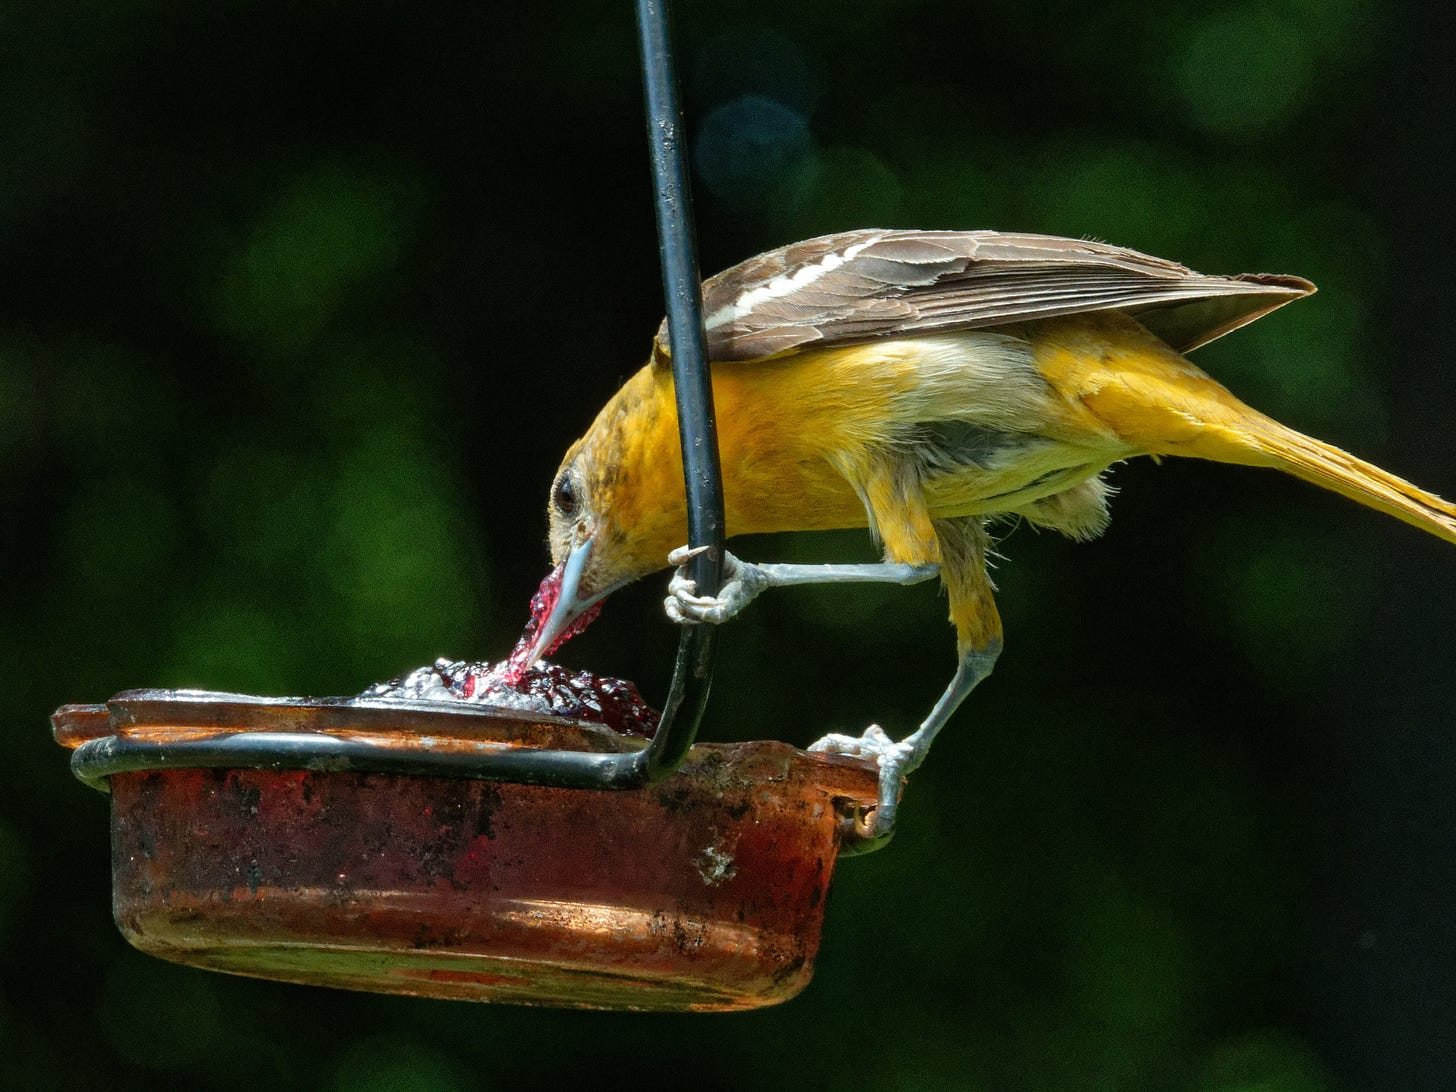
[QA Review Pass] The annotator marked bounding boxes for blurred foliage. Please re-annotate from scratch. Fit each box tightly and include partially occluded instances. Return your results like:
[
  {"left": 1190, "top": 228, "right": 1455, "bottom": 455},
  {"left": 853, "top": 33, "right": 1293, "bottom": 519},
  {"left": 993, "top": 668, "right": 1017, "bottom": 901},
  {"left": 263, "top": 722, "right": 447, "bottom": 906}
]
[{"left": 3, "top": 0, "right": 1455, "bottom": 1090}]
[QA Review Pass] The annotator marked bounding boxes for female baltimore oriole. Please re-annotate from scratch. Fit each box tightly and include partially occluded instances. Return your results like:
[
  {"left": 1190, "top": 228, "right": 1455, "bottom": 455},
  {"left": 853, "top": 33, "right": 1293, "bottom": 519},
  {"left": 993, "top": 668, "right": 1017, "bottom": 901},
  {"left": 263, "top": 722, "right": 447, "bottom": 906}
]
[{"left": 523, "top": 229, "right": 1456, "bottom": 836}]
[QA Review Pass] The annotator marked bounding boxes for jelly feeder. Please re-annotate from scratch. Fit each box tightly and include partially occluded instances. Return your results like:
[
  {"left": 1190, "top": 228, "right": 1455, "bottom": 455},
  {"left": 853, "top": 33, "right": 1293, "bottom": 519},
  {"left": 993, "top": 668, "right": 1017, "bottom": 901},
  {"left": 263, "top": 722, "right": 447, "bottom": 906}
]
[{"left": 51, "top": 0, "right": 886, "bottom": 1012}]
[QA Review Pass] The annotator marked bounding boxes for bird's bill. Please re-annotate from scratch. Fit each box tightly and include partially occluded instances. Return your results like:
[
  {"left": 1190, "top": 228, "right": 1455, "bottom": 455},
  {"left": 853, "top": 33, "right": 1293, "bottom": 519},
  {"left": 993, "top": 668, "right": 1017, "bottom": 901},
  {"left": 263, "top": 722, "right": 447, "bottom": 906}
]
[{"left": 521, "top": 535, "right": 608, "bottom": 669}]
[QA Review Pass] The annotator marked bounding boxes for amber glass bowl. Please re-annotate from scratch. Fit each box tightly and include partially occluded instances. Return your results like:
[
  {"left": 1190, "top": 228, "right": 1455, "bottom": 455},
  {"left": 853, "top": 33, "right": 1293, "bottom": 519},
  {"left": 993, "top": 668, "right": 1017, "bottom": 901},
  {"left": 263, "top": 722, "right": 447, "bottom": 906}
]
[{"left": 52, "top": 691, "right": 878, "bottom": 1011}]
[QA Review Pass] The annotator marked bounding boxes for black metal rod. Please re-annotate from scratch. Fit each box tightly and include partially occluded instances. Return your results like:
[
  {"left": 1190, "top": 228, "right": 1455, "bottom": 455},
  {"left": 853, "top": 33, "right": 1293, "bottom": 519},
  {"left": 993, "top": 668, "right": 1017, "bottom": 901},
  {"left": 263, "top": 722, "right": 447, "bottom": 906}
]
[
  {"left": 629, "top": 0, "right": 725, "bottom": 782},
  {"left": 635, "top": 1, "right": 724, "bottom": 586}
]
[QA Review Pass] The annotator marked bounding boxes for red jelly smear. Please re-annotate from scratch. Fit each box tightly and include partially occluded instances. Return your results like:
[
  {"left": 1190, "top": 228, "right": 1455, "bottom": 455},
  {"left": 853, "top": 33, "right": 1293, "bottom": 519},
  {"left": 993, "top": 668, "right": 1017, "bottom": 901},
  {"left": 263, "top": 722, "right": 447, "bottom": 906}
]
[{"left": 501, "top": 563, "right": 604, "bottom": 682}]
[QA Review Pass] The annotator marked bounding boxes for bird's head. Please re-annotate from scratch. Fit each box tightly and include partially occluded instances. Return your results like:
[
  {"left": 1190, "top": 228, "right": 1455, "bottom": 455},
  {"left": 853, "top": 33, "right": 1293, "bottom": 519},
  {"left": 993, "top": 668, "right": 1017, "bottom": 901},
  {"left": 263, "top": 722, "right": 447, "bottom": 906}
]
[{"left": 521, "top": 367, "right": 686, "bottom": 667}]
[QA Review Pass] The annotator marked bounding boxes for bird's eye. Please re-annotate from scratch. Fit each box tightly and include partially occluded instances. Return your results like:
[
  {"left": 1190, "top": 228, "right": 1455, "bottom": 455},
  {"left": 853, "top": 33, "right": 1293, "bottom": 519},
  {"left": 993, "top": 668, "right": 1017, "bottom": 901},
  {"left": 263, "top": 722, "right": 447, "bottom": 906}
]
[{"left": 552, "top": 470, "right": 580, "bottom": 519}]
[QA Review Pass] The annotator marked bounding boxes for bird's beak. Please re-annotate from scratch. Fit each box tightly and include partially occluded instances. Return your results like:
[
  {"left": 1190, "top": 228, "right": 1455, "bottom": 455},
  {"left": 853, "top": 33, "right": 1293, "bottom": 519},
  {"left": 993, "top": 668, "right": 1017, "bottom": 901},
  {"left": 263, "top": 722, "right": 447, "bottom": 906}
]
[{"left": 521, "top": 533, "right": 604, "bottom": 669}]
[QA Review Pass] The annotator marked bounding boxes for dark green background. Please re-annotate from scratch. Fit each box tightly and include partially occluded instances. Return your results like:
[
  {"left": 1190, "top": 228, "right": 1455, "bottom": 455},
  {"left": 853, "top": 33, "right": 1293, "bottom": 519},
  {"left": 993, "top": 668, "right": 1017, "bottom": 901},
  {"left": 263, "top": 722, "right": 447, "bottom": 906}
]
[{"left": 3, "top": 1, "right": 1453, "bottom": 1089}]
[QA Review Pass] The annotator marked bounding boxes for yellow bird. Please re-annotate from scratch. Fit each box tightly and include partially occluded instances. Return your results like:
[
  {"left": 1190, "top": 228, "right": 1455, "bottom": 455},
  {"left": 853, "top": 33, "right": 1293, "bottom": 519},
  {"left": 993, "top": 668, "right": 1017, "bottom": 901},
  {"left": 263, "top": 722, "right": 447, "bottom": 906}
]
[{"left": 524, "top": 229, "right": 1456, "bottom": 836}]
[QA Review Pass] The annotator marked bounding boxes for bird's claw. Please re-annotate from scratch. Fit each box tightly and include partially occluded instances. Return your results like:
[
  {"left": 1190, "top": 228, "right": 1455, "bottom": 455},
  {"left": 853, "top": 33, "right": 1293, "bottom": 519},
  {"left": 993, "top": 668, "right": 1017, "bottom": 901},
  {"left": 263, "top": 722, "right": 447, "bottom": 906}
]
[
  {"left": 666, "top": 544, "right": 711, "bottom": 568},
  {"left": 664, "top": 547, "right": 771, "bottom": 626},
  {"left": 810, "top": 725, "right": 916, "bottom": 838}
]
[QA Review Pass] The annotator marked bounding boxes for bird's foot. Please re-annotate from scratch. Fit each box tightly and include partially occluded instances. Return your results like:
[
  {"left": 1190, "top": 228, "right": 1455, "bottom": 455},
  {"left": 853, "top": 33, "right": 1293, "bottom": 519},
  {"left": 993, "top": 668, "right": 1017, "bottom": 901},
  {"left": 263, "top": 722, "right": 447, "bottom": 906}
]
[
  {"left": 808, "top": 723, "right": 900, "bottom": 760},
  {"left": 809, "top": 724, "right": 918, "bottom": 838},
  {"left": 665, "top": 546, "right": 770, "bottom": 625}
]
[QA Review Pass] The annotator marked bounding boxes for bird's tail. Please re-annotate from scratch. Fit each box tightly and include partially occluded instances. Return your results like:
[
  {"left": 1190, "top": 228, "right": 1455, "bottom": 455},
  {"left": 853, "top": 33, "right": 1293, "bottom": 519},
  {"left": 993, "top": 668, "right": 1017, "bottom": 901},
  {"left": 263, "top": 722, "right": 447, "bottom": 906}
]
[
  {"left": 1184, "top": 411, "right": 1456, "bottom": 547},
  {"left": 1040, "top": 314, "right": 1456, "bottom": 545}
]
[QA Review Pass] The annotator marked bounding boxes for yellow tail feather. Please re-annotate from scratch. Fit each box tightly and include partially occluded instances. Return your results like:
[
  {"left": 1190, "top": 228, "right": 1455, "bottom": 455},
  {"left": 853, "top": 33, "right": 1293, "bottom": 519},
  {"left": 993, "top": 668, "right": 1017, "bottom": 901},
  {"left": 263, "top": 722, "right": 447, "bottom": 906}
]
[
  {"left": 1036, "top": 318, "right": 1456, "bottom": 547},
  {"left": 1056, "top": 321, "right": 1456, "bottom": 548},
  {"left": 1230, "top": 417, "right": 1456, "bottom": 547},
  {"left": 1150, "top": 400, "right": 1456, "bottom": 547}
]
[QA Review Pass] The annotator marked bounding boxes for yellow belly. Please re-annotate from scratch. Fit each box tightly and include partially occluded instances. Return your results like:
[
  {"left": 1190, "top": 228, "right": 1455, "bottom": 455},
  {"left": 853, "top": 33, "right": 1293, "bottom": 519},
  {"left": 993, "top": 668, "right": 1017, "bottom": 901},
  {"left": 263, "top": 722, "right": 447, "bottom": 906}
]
[{"left": 709, "top": 333, "right": 1119, "bottom": 536}]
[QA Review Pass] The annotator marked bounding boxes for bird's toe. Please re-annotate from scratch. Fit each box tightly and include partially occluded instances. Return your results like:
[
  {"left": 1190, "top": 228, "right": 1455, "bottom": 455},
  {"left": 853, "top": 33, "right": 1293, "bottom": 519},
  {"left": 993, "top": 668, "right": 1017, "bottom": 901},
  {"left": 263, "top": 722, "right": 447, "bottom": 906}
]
[
  {"left": 808, "top": 723, "right": 898, "bottom": 758},
  {"left": 665, "top": 585, "right": 733, "bottom": 625}
]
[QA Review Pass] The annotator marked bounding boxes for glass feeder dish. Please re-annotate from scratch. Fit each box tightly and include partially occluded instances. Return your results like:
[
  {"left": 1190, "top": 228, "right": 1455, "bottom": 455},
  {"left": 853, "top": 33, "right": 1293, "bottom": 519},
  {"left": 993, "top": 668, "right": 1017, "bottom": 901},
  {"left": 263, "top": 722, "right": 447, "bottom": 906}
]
[{"left": 53, "top": 691, "right": 879, "bottom": 1012}]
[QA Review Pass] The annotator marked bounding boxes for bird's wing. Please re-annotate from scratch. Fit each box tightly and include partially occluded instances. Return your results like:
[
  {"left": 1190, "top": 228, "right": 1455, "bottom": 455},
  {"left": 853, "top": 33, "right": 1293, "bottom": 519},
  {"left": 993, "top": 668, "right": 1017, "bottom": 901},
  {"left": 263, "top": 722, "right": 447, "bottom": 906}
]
[{"left": 653, "top": 229, "right": 1315, "bottom": 362}]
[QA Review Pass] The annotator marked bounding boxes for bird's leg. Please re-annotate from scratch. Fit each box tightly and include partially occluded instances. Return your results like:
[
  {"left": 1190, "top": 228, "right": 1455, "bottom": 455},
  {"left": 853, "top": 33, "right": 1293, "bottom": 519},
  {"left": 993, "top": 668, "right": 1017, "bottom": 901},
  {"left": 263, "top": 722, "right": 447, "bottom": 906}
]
[
  {"left": 665, "top": 545, "right": 939, "bottom": 625},
  {"left": 810, "top": 516, "right": 1001, "bottom": 838},
  {"left": 810, "top": 640, "right": 1001, "bottom": 836}
]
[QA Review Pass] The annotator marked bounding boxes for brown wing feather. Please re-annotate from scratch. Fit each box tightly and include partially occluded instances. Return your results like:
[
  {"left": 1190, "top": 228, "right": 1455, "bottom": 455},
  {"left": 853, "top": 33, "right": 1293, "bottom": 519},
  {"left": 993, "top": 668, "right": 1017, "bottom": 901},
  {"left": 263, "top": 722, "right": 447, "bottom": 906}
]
[{"left": 653, "top": 229, "right": 1314, "bottom": 363}]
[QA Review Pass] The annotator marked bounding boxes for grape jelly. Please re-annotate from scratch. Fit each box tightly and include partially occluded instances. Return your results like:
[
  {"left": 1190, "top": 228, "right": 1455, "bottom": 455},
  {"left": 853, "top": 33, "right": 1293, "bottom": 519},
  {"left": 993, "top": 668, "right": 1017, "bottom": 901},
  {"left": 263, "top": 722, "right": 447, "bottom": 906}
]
[{"left": 363, "top": 658, "right": 658, "bottom": 738}]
